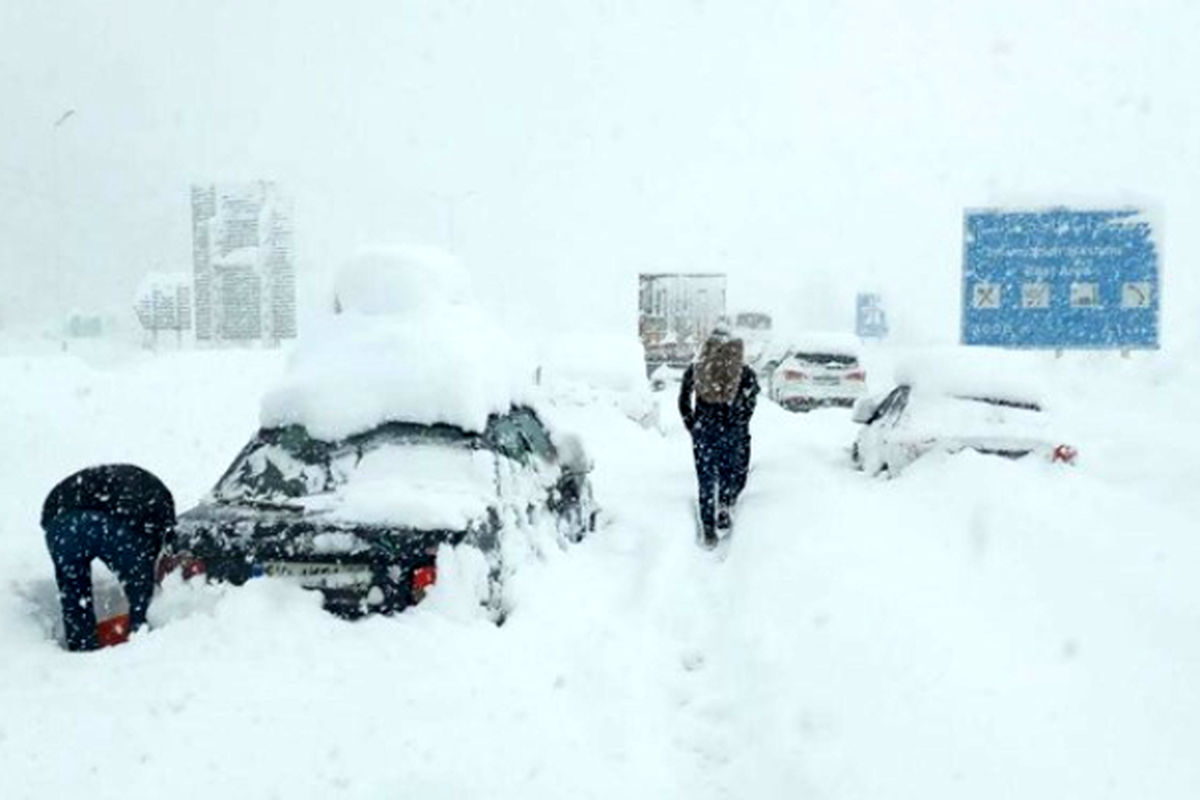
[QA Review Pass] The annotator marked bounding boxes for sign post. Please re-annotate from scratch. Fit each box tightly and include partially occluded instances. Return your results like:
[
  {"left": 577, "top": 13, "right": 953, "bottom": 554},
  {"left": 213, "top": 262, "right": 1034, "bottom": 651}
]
[
  {"left": 855, "top": 292, "right": 888, "bottom": 340},
  {"left": 962, "top": 208, "right": 1159, "bottom": 350}
]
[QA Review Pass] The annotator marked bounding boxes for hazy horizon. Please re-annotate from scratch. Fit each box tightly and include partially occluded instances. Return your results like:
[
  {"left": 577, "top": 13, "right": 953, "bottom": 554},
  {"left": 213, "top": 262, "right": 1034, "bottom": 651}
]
[{"left": 3, "top": 0, "right": 1198, "bottom": 345}]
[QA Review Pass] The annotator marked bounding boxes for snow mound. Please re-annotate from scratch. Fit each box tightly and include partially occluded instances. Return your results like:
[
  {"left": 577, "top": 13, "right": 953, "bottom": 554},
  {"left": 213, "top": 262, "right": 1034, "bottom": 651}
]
[
  {"left": 333, "top": 245, "right": 472, "bottom": 315},
  {"left": 535, "top": 333, "right": 659, "bottom": 429},
  {"left": 262, "top": 246, "right": 533, "bottom": 439},
  {"left": 537, "top": 333, "right": 648, "bottom": 394},
  {"left": 894, "top": 346, "right": 1051, "bottom": 405}
]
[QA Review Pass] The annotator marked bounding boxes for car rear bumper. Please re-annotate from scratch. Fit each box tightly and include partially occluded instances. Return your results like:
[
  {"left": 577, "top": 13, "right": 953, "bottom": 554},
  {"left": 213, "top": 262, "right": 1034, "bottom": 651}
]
[
  {"left": 169, "top": 552, "right": 415, "bottom": 618},
  {"left": 774, "top": 381, "right": 866, "bottom": 406}
]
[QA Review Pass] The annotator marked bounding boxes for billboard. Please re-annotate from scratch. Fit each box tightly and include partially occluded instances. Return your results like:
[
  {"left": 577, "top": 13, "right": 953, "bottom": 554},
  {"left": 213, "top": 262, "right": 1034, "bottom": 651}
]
[
  {"left": 134, "top": 272, "right": 193, "bottom": 344},
  {"left": 855, "top": 292, "right": 888, "bottom": 339},
  {"left": 191, "top": 181, "right": 296, "bottom": 345},
  {"left": 638, "top": 273, "right": 727, "bottom": 369},
  {"left": 962, "top": 208, "right": 1159, "bottom": 349}
]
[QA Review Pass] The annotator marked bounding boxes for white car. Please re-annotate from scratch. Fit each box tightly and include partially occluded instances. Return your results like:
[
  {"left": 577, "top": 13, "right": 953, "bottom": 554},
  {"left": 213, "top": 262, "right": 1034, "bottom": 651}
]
[
  {"left": 769, "top": 342, "right": 867, "bottom": 412},
  {"left": 648, "top": 363, "right": 687, "bottom": 392},
  {"left": 850, "top": 385, "right": 1078, "bottom": 477}
]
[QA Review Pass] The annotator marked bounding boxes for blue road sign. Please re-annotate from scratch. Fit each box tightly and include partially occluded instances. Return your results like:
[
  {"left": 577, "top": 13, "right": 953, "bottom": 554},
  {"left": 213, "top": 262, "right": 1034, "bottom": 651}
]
[
  {"left": 962, "top": 208, "right": 1159, "bottom": 349},
  {"left": 856, "top": 292, "right": 888, "bottom": 339}
]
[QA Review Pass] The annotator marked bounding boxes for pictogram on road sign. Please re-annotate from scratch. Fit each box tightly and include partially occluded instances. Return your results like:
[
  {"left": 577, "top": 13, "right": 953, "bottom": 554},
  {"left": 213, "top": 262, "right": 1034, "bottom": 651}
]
[
  {"left": 972, "top": 282, "right": 1001, "bottom": 309},
  {"left": 1021, "top": 282, "right": 1050, "bottom": 309}
]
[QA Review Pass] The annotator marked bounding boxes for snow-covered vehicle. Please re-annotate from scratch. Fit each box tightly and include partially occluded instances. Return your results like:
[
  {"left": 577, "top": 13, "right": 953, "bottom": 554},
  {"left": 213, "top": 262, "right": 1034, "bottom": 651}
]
[
  {"left": 159, "top": 245, "right": 598, "bottom": 619},
  {"left": 850, "top": 385, "right": 1078, "bottom": 477},
  {"left": 162, "top": 406, "right": 596, "bottom": 618},
  {"left": 648, "top": 363, "right": 686, "bottom": 392},
  {"left": 768, "top": 335, "right": 866, "bottom": 412}
]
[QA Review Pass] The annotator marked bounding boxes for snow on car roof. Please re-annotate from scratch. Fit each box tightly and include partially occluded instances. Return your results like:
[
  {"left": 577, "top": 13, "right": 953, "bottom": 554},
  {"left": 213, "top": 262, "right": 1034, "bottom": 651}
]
[
  {"left": 773, "top": 331, "right": 861, "bottom": 358},
  {"left": 899, "top": 388, "right": 1052, "bottom": 443},
  {"left": 893, "top": 346, "right": 1048, "bottom": 407},
  {"left": 260, "top": 245, "right": 533, "bottom": 440}
]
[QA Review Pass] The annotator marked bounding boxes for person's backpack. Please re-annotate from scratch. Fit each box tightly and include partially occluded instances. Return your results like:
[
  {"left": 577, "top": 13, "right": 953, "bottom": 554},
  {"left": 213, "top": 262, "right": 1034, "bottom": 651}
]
[{"left": 694, "top": 337, "right": 744, "bottom": 404}]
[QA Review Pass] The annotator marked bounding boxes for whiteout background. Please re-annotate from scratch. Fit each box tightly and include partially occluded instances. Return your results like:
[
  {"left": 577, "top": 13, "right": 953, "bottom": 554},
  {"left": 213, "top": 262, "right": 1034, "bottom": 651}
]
[
  {"left": 1, "top": 1, "right": 1199, "bottom": 798},
  {"left": 2, "top": 0, "right": 1198, "bottom": 342}
]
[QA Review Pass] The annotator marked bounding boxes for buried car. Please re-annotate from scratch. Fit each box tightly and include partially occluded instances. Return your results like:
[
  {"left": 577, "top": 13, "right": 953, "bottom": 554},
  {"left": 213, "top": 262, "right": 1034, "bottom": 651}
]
[
  {"left": 850, "top": 385, "right": 1078, "bottom": 477},
  {"left": 161, "top": 405, "right": 597, "bottom": 619}
]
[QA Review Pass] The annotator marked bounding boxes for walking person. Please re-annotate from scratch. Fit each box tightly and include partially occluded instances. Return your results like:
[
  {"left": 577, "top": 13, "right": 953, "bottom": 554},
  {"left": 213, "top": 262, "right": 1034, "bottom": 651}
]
[
  {"left": 678, "top": 325, "right": 760, "bottom": 546},
  {"left": 41, "top": 464, "right": 175, "bottom": 651}
]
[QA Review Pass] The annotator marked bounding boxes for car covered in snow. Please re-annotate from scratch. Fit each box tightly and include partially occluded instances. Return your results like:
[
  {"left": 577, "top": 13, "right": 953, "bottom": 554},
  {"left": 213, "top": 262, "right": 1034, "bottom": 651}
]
[
  {"left": 161, "top": 406, "right": 596, "bottom": 618},
  {"left": 648, "top": 363, "right": 686, "bottom": 392},
  {"left": 159, "top": 245, "right": 598, "bottom": 619},
  {"left": 850, "top": 384, "right": 1078, "bottom": 477},
  {"left": 768, "top": 335, "right": 867, "bottom": 412}
]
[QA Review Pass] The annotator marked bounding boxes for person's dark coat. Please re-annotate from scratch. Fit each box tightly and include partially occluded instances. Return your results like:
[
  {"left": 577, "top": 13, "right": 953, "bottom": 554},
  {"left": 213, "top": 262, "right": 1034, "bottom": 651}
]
[
  {"left": 42, "top": 464, "right": 175, "bottom": 651},
  {"left": 678, "top": 363, "right": 759, "bottom": 434},
  {"left": 42, "top": 463, "right": 175, "bottom": 548}
]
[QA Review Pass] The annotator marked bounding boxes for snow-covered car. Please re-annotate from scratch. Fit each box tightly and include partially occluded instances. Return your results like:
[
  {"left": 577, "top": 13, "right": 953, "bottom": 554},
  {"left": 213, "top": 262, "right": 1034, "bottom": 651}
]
[
  {"left": 648, "top": 363, "right": 686, "bottom": 392},
  {"left": 160, "top": 245, "right": 599, "bottom": 620},
  {"left": 850, "top": 385, "right": 1078, "bottom": 477},
  {"left": 161, "top": 405, "right": 596, "bottom": 618},
  {"left": 769, "top": 339, "right": 866, "bottom": 412}
]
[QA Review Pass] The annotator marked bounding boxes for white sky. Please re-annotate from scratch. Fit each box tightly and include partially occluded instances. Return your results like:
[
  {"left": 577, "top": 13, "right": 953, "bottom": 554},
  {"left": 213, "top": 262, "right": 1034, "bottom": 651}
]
[{"left": 2, "top": 0, "right": 1198, "bottom": 344}]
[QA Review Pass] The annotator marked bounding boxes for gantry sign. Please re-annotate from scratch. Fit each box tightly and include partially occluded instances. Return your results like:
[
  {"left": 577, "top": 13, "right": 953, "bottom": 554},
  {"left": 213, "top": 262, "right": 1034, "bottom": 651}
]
[{"left": 961, "top": 208, "right": 1159, "bottom": 349}]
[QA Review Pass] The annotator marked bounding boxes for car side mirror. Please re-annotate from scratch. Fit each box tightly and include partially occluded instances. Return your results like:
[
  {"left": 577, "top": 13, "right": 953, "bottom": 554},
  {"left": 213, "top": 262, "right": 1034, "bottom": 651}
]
[
  {"left": 851, "top": 396, "right": 879, "bottom": 424},
  {"left": 556, "top": 433, "right": 593, "bottom": 475}
]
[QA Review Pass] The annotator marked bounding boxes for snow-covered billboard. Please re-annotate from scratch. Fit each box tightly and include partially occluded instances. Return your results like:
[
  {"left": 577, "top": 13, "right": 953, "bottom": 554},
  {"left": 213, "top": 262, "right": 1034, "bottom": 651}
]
[
  {"left": 191, "top": 182, "right": 296, "bottom": 345},
  {"left": 962, "top": 208, "right": 1159, "bottom": 349},
  {"left": 134, "top": 271, "right": 192, "bottom": 343},
  {"left": 638, "top": 272, "right": 727, "bottom": 369}
]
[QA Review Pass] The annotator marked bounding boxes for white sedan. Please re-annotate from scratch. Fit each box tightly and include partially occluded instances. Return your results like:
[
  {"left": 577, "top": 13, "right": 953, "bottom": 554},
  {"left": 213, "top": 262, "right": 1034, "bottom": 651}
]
[
  {"left": 850, "top": 385, "right": 1078, "bottom": 477},
  {"left": 770, "top": 347, "right": 867, "bottom": 412}
]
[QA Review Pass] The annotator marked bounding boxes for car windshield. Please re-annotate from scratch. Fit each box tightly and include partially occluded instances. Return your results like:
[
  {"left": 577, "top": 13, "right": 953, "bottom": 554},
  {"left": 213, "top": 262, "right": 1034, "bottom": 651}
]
[
  {"left": 792, "top": 352, "right": 858, "bottom": 367},
  {"left": 735, "top": 312, "right": 772, "bottom": 330},
  {"left": 211, "top": 421, "right": 481, "bottom": 504}
]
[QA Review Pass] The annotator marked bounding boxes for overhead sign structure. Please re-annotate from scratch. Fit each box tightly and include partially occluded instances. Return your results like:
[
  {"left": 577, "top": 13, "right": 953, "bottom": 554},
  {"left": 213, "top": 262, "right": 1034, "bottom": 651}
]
[
  {"left": 962, "top": 208, "right": 1159, "bottom": 349},
  {"left": 855, "top": 292, "right": 888, "bottom": 339}
]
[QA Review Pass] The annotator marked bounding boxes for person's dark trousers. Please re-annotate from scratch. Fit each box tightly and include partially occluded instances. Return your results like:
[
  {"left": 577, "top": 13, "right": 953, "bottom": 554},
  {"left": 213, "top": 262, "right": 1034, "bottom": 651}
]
[
  {"left": 691, "top": 420, "right": 740, "bottom": 528},
  {"left": 44, "top": 510, "right": 158, "bottom": 651},
  {"left": 729, "top": 429, "right": 751, "bottom": 503}
]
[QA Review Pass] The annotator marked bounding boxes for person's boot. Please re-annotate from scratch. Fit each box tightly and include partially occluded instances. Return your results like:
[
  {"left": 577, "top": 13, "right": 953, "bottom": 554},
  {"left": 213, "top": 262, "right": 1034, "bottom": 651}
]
[
  {"left": 716, "top": 506, "right": 732, "bottom": 532},
  {"left": 702, "top": 520, "right": 718, "bottom": 548}
]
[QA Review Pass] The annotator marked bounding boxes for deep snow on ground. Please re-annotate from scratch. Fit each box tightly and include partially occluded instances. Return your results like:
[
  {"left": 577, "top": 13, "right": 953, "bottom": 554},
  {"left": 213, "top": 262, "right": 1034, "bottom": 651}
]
[{"left": 1, "top": 343, "right": 1199, "bottom": 799}]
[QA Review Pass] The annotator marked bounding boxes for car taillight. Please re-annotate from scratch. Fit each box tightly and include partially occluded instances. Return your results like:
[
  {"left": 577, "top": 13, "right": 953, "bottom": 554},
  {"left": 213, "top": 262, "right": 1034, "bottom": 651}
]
[
  {"left": 783, "top": 370, "right": 808, "bottom": 381},
  {"left": 156, "top": 553, "right": 207, "bottom": 583},
  {"left": 411, "top": 565, "right": 437, "bottom": 602},
  {"left": 1051, "top": 444, "right": 1078, "bottom": 464},
  {"left": 846, "top": 370, "right": 866, "bottom": 381}
]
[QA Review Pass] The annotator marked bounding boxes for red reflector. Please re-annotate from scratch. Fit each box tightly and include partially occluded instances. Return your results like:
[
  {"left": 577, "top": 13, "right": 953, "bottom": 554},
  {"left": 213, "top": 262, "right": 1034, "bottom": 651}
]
[
  {"left": 846, "top": 371, "right": 866, "bottom": 381},
  {"left": 96, "top": 613, "right": 131, "bottom": 648},
  {"left": 412, "top": 566, "right": 437, "bottom": 598},
  {"left": 783, "top": 370, "right": 808, "bottom": 381},
  {"left": 1052, "top": 444, "right": 1078, "bottom": 464},
  {"left": 155, "top": 554, "right": 207, "bottom": 583}
]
